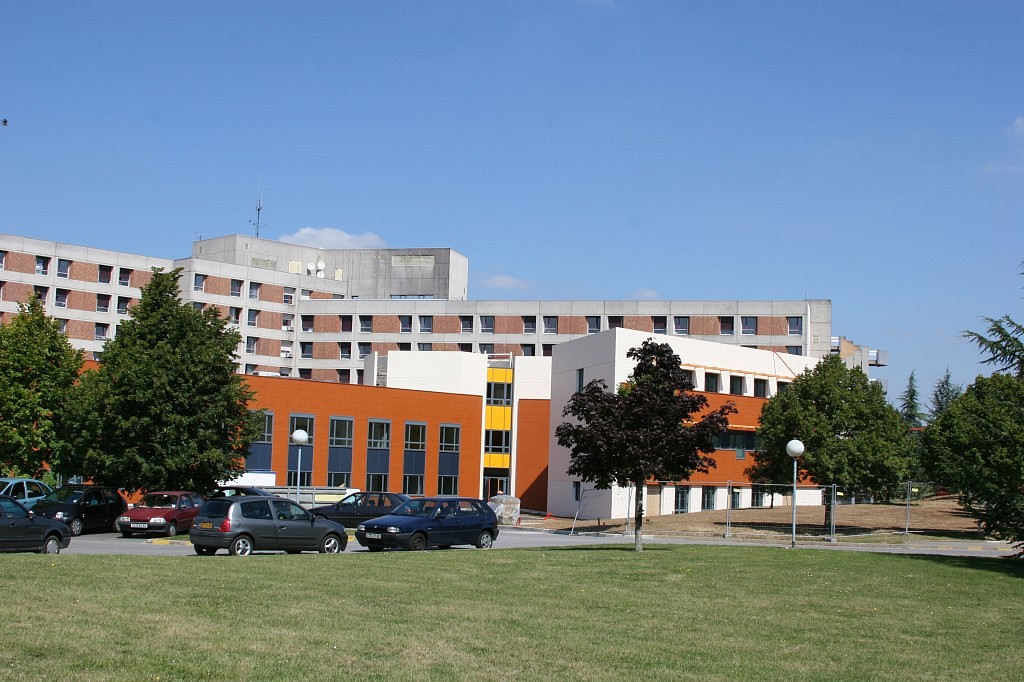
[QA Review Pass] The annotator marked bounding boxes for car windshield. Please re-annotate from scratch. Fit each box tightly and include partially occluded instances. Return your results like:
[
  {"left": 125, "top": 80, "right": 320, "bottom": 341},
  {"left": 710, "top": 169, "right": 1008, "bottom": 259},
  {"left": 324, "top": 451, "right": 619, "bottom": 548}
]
[
  {"left": 392, "top": 499, "right": 441, "bottom": 517},
  {"left": 43, "top": 488, "right": 83, "bottom": 503},
  {"left": 140, "top": 494, "right": 177, "bottom": 508}
]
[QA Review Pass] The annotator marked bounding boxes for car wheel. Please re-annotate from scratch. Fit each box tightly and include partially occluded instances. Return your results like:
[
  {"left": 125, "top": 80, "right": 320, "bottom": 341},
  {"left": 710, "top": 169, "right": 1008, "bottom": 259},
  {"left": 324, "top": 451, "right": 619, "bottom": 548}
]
[
  {"left": 319, "top": 533, "right": 344, "bottom": 554},
  {"left": 408, "top": 533, "right": 427, "bottom": 551},
  {"left": 42, "top": 535, "right": 61, "bottom": 554},
  {"left": 166, "top": 522, "right": 178, "bottom": 537},
  {"left": 121, "top": 531, "right": 133, "bottom": 538},
  {"left": 68, "top": 518, "right": 83, "bottom": 537},
  {"left": 228, "top": 535, "right": 254, "bottom": 556},
  {"left": 112, "top": 517, "right": 121, "bottom": 533},
  {"left": 475, "top": 530, "right": 494, "bottom": 549},
  {"left": 194, "top": 545, "right": 217, "bottom": 556}
]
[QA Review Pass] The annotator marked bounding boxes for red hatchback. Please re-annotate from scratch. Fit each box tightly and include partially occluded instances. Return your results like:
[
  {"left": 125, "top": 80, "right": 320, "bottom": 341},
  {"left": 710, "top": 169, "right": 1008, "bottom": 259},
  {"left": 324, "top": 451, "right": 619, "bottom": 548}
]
[{"left": 117, "top": 491, "right": 205, "bottom": 537}]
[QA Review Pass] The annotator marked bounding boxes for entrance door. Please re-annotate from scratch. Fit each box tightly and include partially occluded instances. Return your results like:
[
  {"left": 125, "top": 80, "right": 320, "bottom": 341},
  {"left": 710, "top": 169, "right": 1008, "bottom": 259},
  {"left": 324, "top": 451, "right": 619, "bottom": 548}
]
[{"left": 483, "top": 476, "right": 508, "bottom": 499}]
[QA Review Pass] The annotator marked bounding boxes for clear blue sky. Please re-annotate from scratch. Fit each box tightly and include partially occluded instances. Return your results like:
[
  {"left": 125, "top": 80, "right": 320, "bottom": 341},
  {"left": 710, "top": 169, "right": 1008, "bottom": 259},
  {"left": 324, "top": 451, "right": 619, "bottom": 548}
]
[{"left": 2, "top": 2, "right": 1022, "bottom": 404}]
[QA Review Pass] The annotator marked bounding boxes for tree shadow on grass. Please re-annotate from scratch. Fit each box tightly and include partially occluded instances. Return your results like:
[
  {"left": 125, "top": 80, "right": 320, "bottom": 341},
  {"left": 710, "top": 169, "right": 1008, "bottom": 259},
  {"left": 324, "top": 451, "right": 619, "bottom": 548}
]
[{"left": 901, "top": 552, "right": 1024, "bottom": 578}]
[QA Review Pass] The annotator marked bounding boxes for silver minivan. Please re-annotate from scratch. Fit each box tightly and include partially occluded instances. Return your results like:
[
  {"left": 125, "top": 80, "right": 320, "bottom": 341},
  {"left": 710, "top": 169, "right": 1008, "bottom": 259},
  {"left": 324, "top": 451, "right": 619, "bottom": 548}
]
[{"left": 189, "top": 496, "right": 347, "bottom": 556}]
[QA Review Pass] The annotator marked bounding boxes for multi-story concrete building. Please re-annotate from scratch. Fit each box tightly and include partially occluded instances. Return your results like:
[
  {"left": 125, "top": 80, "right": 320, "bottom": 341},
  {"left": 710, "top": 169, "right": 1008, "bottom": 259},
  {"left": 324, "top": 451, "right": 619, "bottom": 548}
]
[{"left": 0, "top": 232, "right": 885, "bottom": 380}]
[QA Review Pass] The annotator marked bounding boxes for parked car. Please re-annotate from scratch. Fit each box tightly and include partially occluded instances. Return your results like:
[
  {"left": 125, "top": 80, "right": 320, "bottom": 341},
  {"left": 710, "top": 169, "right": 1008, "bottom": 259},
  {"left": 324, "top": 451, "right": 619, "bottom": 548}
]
[
  {"left": 32, "top": 485, "right": 128, "bottom": 536},
  {"left": 309, "top": 491, "right": 411, "bottom": 528},
  {"left": 0, "top": 495, "right": 71, "bottom": 554},
  {"left": 209, "top": 485, "right": 276, "bottom": 498},
  {"left": 0, "top": 478, "right": 53, "bottom": 508},
  {"left": 117, "top": 491, "right": 205, "bottom": 537},
  {"left": 190, "top": 496, "right": 347, "bottom": 556},
  {"left": 355, "top": 497, "right": 499, "bottom": 552}
]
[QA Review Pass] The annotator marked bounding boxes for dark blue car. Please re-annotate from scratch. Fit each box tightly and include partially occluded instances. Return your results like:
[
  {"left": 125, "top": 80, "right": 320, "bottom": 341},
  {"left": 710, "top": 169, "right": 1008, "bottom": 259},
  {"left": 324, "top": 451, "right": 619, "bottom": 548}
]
[{"left": 355, "top": 496, "right": 499, "bottom": 552}]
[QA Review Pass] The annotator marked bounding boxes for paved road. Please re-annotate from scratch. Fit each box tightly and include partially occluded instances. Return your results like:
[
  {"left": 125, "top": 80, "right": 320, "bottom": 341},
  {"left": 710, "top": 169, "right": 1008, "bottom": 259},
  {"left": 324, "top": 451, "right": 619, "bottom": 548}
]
[{"left": 58, "top": 527, "right": 1016, "bottom": 558}]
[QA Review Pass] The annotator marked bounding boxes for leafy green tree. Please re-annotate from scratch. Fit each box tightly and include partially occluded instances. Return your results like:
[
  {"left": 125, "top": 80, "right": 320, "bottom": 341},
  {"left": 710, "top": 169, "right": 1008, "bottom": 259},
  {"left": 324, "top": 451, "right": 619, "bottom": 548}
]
[
  {"left": 923, "top": 374, "right": 1024, "bottom": 554},
  {"left": 962, "top": 262, "right": 1024, "bottom": 378},
  {"left": 63, "top": 268, "right": 263, "bottom": 492},
  {"left": 747, "top": 355, "right": 917, "bottom": 524},
  {"left": 927, "top": 369, "right": 962, "bottom": 423},
  {"left": 898, "top": 371, "right": 924, "bottom": 428},
  {"left": 555, "top": 339, "right": 735, "bottom": 551},
  {"left": 0, "top": 294, "right": 83, "bottom": 477}
]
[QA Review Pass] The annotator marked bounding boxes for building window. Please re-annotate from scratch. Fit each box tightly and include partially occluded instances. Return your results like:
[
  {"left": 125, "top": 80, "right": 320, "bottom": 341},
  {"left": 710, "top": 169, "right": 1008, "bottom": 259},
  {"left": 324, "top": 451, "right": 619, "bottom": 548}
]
[
  {"left": 96, "top": 294, "right": 110, "bottom": 313},
  {"left": 34, "top": 286, "right": 48, "bottom": 301},
  {"left": 437, "top": 475, "right": 458, "bottom": 495},
  {"left": 245, "top": 364, "right": 256, "bottom": 375},
  {"left": 458, "top": 343, "right": 472, "bottom": 352},
  {"left": 283, "top": 287, "right": 295, "bottom": 305},
  {"left": 542, "top": 344, "right": 554, "bottom": 356},
  {"left": 339, "top": 315, "right": 352, "bottom": 332},
  {"left": 405, "top": 423, "right": 427, "bottom": 451},
  {"left": 329, "top": 417, "right": 353, "bottom": 447},
  {"left": 741, "top": 316, "right": 758, "bottom": 335},
  {"left": 248, "top": 282, "right": 261, "bottom": 300},
  {"left": 339, "top": 342, "right": 351, "bottom": 359},
  {"left": 118, "top": 297, "right": 131, "bottom": 315},
  {"left": 399, "top": 315, "right": 412, "bottom": 333},
  {"left": 521, "top": 344, "right": 535, "bottom": 356},
  {"left": 460, "top": 315, "right": 473, "bottom": 333},
  {"left": 55, "top": 289, "right": 68, "bottom": 308},
  {"left": 301, "top": 315, "right": 314, "bottom": 333},
  {"left": 704, "top": 373, "right": 720, "bottom": 393},
  {"left": 365, "top": 473, "right": 388, "bottom": 492},
  {"left": 301, "top": 289, "right": 312, "bottom": 301},
  {"left": 403, "top": 474, "right": 424, "bottom": 495},
  {"left": 338, "top": 369, "right": 351, "bottom": 383},
  {"left": 298, "top": 368, "right": 312, "bottom": 379},
  {"left": 486, "top": 382, "right": 512, "bottom": 406},
  {"left": 246, "top": 337, "right": 257, "bottom": 354},
  {"left": 479, "top": 343, "right": 494, "bottom": 354},
  {"left": 328, "top": 471, "right": 351, "bottom": 487},
  {"left": 418, "top": 343, "right": 432, "bottom": 351},
  {"left": 119, "top": 268, "right": 133, "bottom": 287},
  {"left": 440, "top": 425, "right": 460, "bottom": 452},
  {"left": 359, "top": 315, "right": 373, "bottom": 333},
  {"left": 367, "top": 420, "right": 390, "bottom": 449},
  {"left": 573, "top": 481, "right": 582, "bottom": 501},
  {"left": 247, "top": 310, "right": 259, "bottom": 327},
  {"left": 57, "top": 259, "right": 71, "bottom": 278},
  {"left": 701, "top": 487, "right": 716, "bottom": 511},
  {"left": 674, "top": 486, "right": 689, "bottom": 513},
  {"left": 228, "top": 279, "right": 241, "bottom": 297},
  {"left": 300, "top": 342, "right": 313, "bottom": 359},
  {"left": 729, "top": 375, "right": 744, "bottom": 395},
  {"left": 193, "top": 274, "right": 205, "bottom": 292},
  {"left": 652, "top": 316, "right": 667, "bottom": 335},
  {"left": 586, "top": 316, "right": 600, "bottom": 334},
  {"left": 228, "top": 306, "right": 240, "bottom": 324},
  {"left": 484, "top": 430, "right": 510, "bottom": 454},
  {"left": 543, "top": 316, "right": 558, "bottom": 334},
  {"left": 418, "top": 315, "right": 432, "bottom": 333},
  {"left": 358, "top": 342, "right": 370, "bottom": 359},
  {"left": 480, "top": 316, "right": 494, "bottom": 333},
  {"left": 608, "top": 316, "right": 623, "bottom": 329},
  {"left": 576, "top": 368, "right": 585, "bottom": 392},
  {"left": 786, "top": 346, "right": 803, "bottom": 356},
  {"left": 754, "top": 378, "right": 768, "bottom": 398},
  {"left": 674, "top": 316, "right": 689, "bottom": 335},
  {"left": 522, "top": 316, "right": 536, "bottom": 334},
  {"left": 777, "top": 381, "right": 790, "bottom": 392},
  {"left": 94, "top": 323, "right": 108, "bottom": 341},
  {"left": 36, "top": 256, "right": 50, "bottom": 276},
  {"left": 289, "top": 415, "right": 314, "bottom": 446},
  {"left": 719, "top": 316, "right": 734, "bottom": 335},
  {"left": 192, "top": 302, "right": 205, "bottom": 312},
  {"left": 0, "top": 251, "right": 6, "bottom": 269},
  {"left": 787, "top": 316, "right": 803, "bottom": 335}
]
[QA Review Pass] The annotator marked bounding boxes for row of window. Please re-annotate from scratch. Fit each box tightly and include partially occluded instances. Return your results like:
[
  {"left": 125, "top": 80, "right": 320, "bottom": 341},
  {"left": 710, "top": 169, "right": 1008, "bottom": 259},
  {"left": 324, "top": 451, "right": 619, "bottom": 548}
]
[
  {"left": 258, "top": 415, "right": 462, "bottom": 452},
  {"left": 9, "top": 253, "right": 135, "bottom": 286}
]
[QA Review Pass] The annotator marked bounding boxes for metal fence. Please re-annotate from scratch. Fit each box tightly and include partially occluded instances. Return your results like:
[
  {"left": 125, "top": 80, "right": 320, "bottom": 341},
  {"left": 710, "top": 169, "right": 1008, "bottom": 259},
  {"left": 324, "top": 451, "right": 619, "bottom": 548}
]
[{"left": 627, "top": 481, "right": 972, "bottom": 543}]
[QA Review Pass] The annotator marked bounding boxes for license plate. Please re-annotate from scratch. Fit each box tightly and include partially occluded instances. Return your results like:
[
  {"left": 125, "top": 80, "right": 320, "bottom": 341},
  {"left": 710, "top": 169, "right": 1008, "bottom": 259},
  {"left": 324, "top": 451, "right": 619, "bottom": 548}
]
[
  {"left": 131, "top": 523, "right": 147, "bottom": 529},
  {"left": 366, "top": 532, "right": 381, "bottom": 539},
  {"left": 199, "top": 521, "right": 213, "bottom": 529}
]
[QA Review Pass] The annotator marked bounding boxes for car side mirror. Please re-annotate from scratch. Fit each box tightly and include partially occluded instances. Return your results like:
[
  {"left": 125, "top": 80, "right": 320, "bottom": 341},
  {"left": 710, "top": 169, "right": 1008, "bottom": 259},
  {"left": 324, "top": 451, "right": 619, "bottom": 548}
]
[{"left": 28, "top": 510, "right": 35, "bottom": 519}]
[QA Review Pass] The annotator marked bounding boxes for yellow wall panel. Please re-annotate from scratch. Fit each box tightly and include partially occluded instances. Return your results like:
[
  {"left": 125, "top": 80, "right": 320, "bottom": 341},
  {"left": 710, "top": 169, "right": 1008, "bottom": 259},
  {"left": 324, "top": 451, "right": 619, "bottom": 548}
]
[
  {"left": 485, "top": 406, "right": 512, "bottom": 430},
  {"left": 484, "top": 453, "right": 511, "bottom": 468},
  {"left": 487, "top": 368, "right": 513, "bottom": 383}
]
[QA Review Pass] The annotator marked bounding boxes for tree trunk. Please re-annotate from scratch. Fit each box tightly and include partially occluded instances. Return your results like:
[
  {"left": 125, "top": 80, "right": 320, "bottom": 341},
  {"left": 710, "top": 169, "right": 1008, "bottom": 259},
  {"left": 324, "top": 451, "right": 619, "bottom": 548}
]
[{"left": 634, "top": 481, "right": 644, "bottom": 552}]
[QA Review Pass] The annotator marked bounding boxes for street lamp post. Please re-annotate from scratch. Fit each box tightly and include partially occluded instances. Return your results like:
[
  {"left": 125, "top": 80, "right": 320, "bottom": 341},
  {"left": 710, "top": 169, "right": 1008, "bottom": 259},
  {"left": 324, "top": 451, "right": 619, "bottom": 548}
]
[
  {"left": 786, "top": 439, "right": 804, "bottom": 548},
  {"left": 291, "top": 429, "right": 308, "bottom": 506}
]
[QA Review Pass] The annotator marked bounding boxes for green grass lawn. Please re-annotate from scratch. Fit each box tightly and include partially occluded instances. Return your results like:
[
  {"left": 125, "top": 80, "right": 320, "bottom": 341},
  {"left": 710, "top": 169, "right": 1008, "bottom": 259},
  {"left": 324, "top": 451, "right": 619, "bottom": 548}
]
[{"left": 3, "top": 545, "right": 1022, "bottom": 681}]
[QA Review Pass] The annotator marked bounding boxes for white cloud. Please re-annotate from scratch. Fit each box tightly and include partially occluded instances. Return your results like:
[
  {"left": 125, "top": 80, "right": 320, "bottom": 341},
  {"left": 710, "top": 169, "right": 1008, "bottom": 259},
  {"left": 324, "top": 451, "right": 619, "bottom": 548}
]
[
  {"left": 633, "top": 288, "right": 660, "bottom": 300},
  {"left": 278, "top": 227, "right": 386, "bottom": 249},
  {"left": 480, "top": 273, "right": 532, "bottom": 290},
  {"left": 1012, "top": 117, "right": 1024, "bottom": 138}
]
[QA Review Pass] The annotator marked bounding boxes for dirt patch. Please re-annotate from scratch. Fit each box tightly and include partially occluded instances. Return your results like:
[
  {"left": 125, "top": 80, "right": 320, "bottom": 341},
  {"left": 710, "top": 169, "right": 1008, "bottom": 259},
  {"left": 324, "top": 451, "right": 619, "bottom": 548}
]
[{"left": 525, "top": 496, "right": 980, "bottom": 540}]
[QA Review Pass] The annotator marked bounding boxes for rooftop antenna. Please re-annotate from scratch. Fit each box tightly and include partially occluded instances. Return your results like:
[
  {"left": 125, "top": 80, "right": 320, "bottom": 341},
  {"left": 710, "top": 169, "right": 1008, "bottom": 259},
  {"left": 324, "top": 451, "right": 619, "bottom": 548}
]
[{"left": 250, "top": 172, "right": 264, "bottom": 238}]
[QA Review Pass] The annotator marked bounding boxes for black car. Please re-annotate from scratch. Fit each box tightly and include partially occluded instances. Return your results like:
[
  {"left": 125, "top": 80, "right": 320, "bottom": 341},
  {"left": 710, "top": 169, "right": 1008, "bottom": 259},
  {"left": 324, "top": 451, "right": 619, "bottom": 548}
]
[
  {"left": 355, "top": 497, "right": 499, "bottom": 552},
  {"left": 32, "top": 485, "right": 128, "bottom": 536},
  {"left": 0, "top": 495, "right": 71, "bottom": 554},
  {"left": 309, "top": 491, "right": 411, "bottom": 528},
  {"left": 190, "top": 496, "right": 348, "bottom": 556}
]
